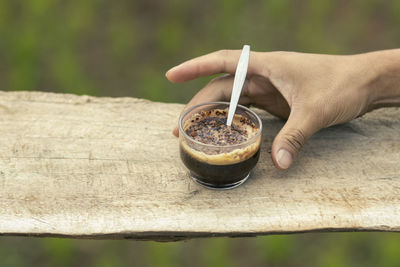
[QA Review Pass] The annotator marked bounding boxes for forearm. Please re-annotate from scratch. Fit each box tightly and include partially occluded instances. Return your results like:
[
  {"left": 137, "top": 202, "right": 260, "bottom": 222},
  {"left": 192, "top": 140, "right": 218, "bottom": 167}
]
[{"left": 361, "top": 49, "right": 400, "bottom": 110}]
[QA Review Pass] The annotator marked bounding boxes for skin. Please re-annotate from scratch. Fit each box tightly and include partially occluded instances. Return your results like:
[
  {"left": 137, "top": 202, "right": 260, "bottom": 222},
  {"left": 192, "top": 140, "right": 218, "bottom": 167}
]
[{"left": 166, "top": 49, "right": 400, "bottom": 170}]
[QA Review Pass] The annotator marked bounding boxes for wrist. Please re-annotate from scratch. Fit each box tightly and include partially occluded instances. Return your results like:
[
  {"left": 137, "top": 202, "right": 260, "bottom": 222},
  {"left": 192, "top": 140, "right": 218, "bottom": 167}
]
[{"left": 359, "top": 49, "right": 400, "bottom": 110}]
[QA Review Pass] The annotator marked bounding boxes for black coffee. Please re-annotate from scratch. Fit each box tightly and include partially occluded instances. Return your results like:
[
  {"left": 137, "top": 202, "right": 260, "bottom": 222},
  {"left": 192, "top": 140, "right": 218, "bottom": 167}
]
[
  {"left": 180, "top": 147, "right": 260, "bottom": 186},
  {"left": 180, "top": 108, "right": 261, "bottom": 188}
]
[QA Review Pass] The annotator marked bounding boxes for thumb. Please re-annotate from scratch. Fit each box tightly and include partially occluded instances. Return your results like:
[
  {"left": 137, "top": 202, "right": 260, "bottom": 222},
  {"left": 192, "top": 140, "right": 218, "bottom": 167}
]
[{"left": 271, "top": 110, "right": 320, "bottom": 170}]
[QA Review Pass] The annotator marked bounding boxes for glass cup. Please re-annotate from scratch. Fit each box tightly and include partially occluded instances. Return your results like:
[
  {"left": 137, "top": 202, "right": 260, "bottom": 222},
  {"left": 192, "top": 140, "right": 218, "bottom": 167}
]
[{"left": 179, "top": 102, "right": 262, "bottom": 190}]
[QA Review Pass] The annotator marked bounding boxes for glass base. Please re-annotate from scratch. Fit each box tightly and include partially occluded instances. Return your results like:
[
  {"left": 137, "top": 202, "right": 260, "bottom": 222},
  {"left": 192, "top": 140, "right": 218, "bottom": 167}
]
[{"left": 190, "top": 172, "right": 250, "bottom": 190}]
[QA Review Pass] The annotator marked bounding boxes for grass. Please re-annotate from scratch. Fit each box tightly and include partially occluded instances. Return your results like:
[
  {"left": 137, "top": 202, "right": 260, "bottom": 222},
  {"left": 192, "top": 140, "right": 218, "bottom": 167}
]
[{"left": 0, "top": 233, "right": 400, "bottom": 266}]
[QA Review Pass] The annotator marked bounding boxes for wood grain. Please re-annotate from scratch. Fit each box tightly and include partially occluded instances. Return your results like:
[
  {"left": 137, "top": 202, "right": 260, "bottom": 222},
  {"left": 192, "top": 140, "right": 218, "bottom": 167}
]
[{"left": 0, "top": 91, "right": 399, "bottom": 240}]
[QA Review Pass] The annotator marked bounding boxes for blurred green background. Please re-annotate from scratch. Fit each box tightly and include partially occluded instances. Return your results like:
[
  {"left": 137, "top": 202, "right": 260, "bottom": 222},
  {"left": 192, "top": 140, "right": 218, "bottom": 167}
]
[{"left": 1, "top": 0, "right": 400, "bottom": 266}]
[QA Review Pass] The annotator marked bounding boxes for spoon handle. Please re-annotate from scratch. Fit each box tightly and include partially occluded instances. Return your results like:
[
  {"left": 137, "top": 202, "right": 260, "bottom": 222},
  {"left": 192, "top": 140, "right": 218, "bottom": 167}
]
[{"left": 226, "top": 45, "right": 250, "bottom": 126}]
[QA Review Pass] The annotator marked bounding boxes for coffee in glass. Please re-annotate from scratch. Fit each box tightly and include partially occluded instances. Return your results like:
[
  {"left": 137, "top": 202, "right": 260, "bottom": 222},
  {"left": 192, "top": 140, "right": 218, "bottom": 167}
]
[{"left": 179, "top": 102, "right": 262, "bottom": 189}]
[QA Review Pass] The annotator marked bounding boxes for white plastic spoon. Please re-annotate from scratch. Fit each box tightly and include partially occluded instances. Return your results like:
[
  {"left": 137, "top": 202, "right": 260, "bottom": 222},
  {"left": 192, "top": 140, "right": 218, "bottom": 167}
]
[{"left": 226, "top": 45, "right": 250, "bottom": 126}]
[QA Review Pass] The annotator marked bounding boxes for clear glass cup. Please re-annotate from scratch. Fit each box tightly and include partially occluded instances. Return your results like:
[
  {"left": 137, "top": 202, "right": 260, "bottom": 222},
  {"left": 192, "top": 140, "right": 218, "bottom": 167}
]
[{"left": 179, "top": 102, "right": 262, "bottom": 190}]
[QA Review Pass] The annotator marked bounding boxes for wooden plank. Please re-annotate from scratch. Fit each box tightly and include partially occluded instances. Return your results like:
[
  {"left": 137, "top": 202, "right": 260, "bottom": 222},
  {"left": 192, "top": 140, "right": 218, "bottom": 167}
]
[{"left": 0, "top": 91, "right": 399, "bottom": 240}]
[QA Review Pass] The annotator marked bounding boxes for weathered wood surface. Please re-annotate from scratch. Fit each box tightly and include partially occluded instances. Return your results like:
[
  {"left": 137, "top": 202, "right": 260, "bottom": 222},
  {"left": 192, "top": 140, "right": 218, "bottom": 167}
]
[{"left": 0, "top": 91, "right": 399, "bottom": 240}]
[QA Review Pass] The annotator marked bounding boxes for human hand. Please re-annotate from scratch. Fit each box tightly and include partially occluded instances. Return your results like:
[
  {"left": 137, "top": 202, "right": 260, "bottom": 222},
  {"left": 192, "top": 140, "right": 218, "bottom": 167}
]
[{"left": 166, "top": 50, "right": 396, "bottom": 170}]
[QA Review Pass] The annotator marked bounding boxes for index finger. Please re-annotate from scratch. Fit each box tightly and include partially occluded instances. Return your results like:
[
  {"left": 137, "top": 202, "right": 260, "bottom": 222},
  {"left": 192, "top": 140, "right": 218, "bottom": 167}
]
[{"left": 166, "top": 49, "right": 264, "bottom": 83}]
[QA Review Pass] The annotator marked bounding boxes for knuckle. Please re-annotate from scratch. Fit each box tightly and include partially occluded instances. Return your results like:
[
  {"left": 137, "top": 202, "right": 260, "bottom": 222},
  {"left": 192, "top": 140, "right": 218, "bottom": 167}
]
[
  {"left": 282, "top": 128, "right": 306, "bottom": 152},
  {"left": 216, "top": 49, "right": 230, "bottom": 57},
  {"left": 209, "top": 74, "right": 233, "bottom": 84},
  {"left": 215, "top": 50, "right": 231, "bottom": 71},
  {"left": 208, "top": 77, "right": 220, "bottom": 85}
]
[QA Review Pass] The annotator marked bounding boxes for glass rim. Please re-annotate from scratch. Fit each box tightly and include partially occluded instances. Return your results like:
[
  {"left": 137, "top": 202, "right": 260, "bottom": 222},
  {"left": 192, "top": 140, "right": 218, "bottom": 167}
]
[{"left": 179, "top": 101, "right": 263, "bottom": 148}]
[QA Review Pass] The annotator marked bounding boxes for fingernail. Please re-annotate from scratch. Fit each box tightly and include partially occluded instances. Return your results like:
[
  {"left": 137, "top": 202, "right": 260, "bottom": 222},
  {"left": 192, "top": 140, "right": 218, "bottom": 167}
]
[{"left": 276, "top": 149, "right": 293, "bottom": 169}]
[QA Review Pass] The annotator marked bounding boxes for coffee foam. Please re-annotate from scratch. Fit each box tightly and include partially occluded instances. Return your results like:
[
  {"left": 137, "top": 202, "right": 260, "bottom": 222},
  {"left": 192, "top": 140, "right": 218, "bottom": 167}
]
[{"left": 181, "top": 108, "right": 261, "bottom": 165}]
